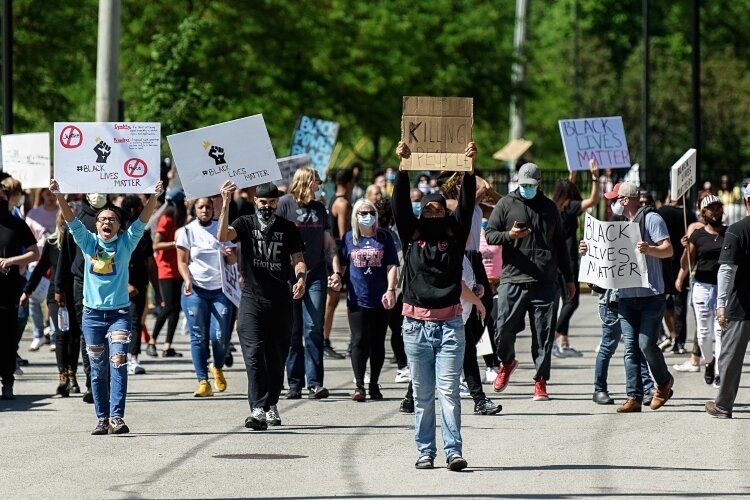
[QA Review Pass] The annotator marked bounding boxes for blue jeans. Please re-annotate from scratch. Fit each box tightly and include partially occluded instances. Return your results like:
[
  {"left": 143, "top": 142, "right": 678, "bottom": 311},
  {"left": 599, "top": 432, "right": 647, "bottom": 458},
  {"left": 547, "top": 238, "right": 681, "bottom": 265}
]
[
  {"left": 402, "top": 315, "right": 466, "bottom": 460},
  {"left": 286, "top": 268, "right": 326, "bottom": 389},
  {"left": 182, "top": 285, "right": 232, "bottom": 381},
  {"left": 618, "top": 295, "right": 671, "bottom": 401},
  {"left": 82, "top": 307, "right": 131, "bottom": 419},
  {"left": 594, "top": 302, "right": 654, "bottom": 394}
]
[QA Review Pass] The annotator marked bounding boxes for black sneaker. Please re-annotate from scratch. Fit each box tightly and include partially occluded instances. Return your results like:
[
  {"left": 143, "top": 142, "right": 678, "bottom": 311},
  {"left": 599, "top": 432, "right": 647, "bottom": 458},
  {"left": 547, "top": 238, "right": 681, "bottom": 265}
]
[
  {"left": 285, "top": 387, "right": 302, "bottom": 400},
  {"left": 109, "top": 417, "right": 129, "bottom": 434},
  {"left": 1, "top": 384, "right": 15, "bottom": 400},
  {"left": 308, "top": 386, "right": 330, "bottom": 399},
  {"left": 162, "top": 348, "right": 183, "bottom": 358},
  {"left": 369, "top": 384, "right": 383, "bottom": 401},
  {"left": 323, "top": 345, "right": 345, "bottom": 360},
  {"left": 91, "top": 418, "right": 109, "bottom": 435},
  {"left": 704, "top": 360, "right": 716, "bottom": 385},
  {"left": 145, "top": 344, "right": 158, "bottom": 357},
  {"left": 82, "top": 390, "right": 94, "bottom": 404},
  {"left": 415, "top": 456, "right": 434, "bottom": 469},
  {"left": 671, "top": 343, "right": 686, "bottom": 355},
  {"left": 245, "top": 408, "right": 268, "bottom": 431},
  {"left": 473, "top": 397, "right": 502, "bottom": 415},
  {"left": 399, "top": 397, "right": 414, "bottom": 414},
  {"left": 229, "top": 343, "right": 237, "bottom": 352},
  {"left": 224, "top": 352, "right": 234, "bottom": 368},
  {"left": 447, "top": 454, "right": 468, "bottom": 471}
]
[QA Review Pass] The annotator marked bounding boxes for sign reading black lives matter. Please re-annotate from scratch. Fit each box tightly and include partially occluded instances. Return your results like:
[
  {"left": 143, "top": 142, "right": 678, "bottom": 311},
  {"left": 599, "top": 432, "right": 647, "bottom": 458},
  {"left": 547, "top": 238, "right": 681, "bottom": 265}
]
[
  {"left": 167, "top": 115, "right": 282, "bottom": 200},
  {"left": 290, "top": 116, "right": 339, "bottom": 180},
  {"left": 400, "top": 96, "right": 473, "bottom": 172},
  {"left": 559, "top": 116, "right": 631, "bottom": 171},
  {"left": 669, "top": 148, "right": 696, "bottom": 200},
  {"left": 53, "top": 122, "right": 161, "bottom": 193},
  {"left": 579, "top": 213, "right": 649, "bottom": 290}
]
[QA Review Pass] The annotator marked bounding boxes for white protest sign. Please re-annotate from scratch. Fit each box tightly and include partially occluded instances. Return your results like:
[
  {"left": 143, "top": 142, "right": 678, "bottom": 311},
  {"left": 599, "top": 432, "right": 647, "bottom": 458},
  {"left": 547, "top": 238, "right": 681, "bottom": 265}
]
[
  {"left": 1, "top": 132, "right": 51, "bottom": 188},
  {"left": 669, "top": 148, "right": 696, "bottom": 200},
  {"left": 53, "top": 122, "right": 161, "bottom": 193},
  {"left": 579, "top": 213, "right": 649, "bottom": 290},
  {"left": 559, "top": 116, "right": 631, "bottom": 171},
  {"left": 167, "top": 115, "right": 281, "bottom": 200},
  {"left": 220, "top": 255, "right": 242, "bottom": 308}
]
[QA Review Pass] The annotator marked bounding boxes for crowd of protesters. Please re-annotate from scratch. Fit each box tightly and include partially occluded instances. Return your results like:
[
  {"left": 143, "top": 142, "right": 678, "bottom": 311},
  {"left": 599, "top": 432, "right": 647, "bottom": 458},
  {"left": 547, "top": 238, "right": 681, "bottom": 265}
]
[{"left": 2, "top": 150, "right": 750, "bottom": 471}]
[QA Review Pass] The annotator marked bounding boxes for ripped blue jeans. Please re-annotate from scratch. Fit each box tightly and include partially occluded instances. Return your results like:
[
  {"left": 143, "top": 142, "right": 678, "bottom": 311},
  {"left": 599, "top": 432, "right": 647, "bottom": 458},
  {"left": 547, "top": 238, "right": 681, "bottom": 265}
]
[
  {"left": 82, "top": 307, "right": 131, "bottom": 419},
  {"left": 182, "top": 285, "right": 232, "bottom": 381}
]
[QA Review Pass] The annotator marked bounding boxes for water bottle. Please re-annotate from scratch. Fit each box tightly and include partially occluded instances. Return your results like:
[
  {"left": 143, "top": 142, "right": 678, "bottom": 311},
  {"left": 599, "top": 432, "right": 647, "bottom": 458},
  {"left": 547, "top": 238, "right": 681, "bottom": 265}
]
[{"left": 58, "top": 308, "right": 70, "bottom": 332}]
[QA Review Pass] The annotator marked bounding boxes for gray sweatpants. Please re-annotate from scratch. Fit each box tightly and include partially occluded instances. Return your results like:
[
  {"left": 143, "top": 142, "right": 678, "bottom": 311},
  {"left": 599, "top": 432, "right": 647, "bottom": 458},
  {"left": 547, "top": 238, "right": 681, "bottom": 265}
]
[{"left": 715, "top": 319, "right": 750, "bottom": 414}]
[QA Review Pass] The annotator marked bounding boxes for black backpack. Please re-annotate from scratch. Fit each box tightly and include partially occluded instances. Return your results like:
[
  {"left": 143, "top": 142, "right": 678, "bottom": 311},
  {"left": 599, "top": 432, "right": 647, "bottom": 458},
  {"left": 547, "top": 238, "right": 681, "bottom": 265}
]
[{"left": 633, "top": 206, "right": 675, "bottom": 294}]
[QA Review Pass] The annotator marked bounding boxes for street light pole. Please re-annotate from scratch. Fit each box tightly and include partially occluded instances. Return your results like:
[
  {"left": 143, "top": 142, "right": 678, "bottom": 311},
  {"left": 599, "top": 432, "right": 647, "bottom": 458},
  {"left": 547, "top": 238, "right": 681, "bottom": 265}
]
[{"left": 95, "top": 0, "right": 121, "bottom": 121}]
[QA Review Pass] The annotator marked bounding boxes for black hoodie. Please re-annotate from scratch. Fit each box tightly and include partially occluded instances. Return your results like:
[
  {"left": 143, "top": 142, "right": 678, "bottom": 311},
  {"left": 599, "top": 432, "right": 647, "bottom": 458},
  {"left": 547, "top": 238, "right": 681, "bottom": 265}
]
[
  {"left": 485, "top": 188, "right": 572, "bottom": 285},
  {"left": 393, "top": 170, "right": 475, "bottom": 310}
]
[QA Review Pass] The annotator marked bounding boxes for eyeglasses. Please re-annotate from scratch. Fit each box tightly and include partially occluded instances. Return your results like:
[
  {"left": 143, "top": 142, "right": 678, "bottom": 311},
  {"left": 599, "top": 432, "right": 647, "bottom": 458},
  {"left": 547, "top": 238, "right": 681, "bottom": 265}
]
[
  {"left": 97, "top": 217, "right": 119, "bottom": 223},
  {"left": 359, "top": 211, "right": 376, "bottom": 216}
]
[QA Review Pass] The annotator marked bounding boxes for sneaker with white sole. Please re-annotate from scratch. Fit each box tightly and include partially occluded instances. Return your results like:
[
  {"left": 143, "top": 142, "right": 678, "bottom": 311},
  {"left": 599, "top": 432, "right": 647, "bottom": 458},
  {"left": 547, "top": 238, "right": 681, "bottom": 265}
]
[
  {"left": 673, "top": 359, "right": 700, "bottom": 372},
  {"left": 128, "top": 359, "right": 146, "bottom": 375},
  {"left": 266, "top": 405, "right": 281, "bottom": 426},
  {"left": 28, "top": 337, "right": 45, "bottom": 352},
  {"left": 245, "top": 407, "right": 268, "bottom": 430},
  {"left": 395, "top": 367, "right": 411, "bottom": 383}
]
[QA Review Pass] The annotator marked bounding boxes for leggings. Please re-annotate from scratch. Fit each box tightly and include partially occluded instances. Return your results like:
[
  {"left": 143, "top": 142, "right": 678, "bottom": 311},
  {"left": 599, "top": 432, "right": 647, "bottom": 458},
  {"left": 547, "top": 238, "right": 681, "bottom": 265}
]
[
  {"left": 151, "top": 278, "right": 183, "bottom": 345},
  {"left": 556, "top": 278, "right": 581, "bottom": 336},
  {"left": 48, "top": 299, "right": 82, "bottom": 375},
  {"left": 348, "top": 306, "right": 389, "bottom": 387}
]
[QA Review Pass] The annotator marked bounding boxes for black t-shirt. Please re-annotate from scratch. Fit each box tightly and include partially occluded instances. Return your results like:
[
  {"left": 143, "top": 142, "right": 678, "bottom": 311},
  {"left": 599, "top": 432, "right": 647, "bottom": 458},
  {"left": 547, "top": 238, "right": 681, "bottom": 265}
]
[
  {"left": 231, "top": 214, "right": 305, "bottom": 301},
  {"left": 0, "top": 214, "right": 38, "bottom": 304},
  {"left": 658, "top": 204, "right": 698, "bottom": 271},
  {"left": 718, "top": 216, "right": 750, "bottom": 320},
  {"left": 689, "top": 227, "right": 725, "bottom": 285},
  {"left": 561, "top": 200, "right": 582, "bottom": 272},
  {"left": 129, "top": 229, "right": 153, "bottom": 290},
  {"left": 276, "top": 194, "right": 330, "bottom": 273}
]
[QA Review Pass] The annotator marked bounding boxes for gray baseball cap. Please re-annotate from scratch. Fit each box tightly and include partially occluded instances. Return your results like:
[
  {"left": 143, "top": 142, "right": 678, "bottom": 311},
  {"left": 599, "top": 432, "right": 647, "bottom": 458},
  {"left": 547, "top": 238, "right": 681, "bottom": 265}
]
[{"left": 517, "top": 163, "right": 541, "bottom": 186}]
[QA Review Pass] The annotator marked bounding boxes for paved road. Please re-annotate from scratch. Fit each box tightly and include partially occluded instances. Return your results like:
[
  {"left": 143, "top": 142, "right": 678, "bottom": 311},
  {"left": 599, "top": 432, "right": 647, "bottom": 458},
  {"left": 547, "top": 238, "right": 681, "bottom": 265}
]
[{"left": 3, "top": 293, "right": 750, "bottom": 499}]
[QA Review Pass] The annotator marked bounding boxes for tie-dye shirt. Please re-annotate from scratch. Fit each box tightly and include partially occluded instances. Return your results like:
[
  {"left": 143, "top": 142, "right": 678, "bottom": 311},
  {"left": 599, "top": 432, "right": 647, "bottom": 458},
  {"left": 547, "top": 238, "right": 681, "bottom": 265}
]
[{"left": 67, "top": 218, "right": 146, "bottom": 310}]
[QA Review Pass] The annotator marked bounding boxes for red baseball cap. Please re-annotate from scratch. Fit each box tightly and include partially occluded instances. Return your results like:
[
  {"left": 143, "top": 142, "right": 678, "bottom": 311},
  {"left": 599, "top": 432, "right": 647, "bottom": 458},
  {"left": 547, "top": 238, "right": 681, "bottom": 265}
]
[{"left": 604, "top": 182, "right": 622, "bottom": 200}]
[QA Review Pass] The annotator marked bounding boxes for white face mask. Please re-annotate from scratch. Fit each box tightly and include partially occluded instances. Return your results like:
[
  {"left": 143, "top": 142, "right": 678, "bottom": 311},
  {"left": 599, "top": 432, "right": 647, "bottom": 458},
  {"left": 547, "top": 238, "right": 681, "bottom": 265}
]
[
  {"left": 87, "top": 193, "right": 107, "bottom": 209},
  {"left": 611, "top": 200, "right": 625, "bottom": 216}
]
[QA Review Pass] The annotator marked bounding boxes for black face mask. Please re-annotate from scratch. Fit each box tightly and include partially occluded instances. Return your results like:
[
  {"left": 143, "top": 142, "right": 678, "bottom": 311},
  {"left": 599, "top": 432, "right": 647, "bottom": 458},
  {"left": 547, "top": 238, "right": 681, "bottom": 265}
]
[
  {"left": 706, "top": 216, "right": 723, "bottom": 228},
  {"left": 416, "top": 216, "right": 452, "bottom": 241},
  {"left": 258, "top": 206, "right": 275, "bottom": 221}
]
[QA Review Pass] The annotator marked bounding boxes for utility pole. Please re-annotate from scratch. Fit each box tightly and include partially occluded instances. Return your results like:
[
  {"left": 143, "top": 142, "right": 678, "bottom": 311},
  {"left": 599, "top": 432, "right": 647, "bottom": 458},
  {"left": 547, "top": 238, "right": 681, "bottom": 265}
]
[
  {"left": 691, "top": 0, "right": 700, "bottom": 191},
  {"left": 642, "top": 0, "right": 649, "bottom": 187},
  {"left": 509, "top": 0, "right": 530, "bottom": 148},
  {"left": 95, "top": 0, "right": 121, "bottom": 121},
  {"left": 2, "top": 0, "right": 13, "bottom": 134}
]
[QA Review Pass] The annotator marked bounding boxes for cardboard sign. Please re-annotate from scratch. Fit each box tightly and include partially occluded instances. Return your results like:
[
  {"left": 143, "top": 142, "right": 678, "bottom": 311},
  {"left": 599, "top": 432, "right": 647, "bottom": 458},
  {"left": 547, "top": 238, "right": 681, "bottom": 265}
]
[
  {"left": 559, "top": 116, "right": 630, "bottom": 171},
  {"left": 492, "top": 138, "right": 532, "bottom": 162},
  {"left": 277, "top": 154, "right": 311, "bottom": 187},
  {"left": 579, "top": 213, "right": 649, "bottom": 290},
  {"left": 53, "top": 122, "right": 161, "bottom": 193},
  {"left": 167, "top": 115, "right": 281, "bottom": 200},
  {"left": 1, "top": 132, "right": 51, "bottom": 189},
  {"left": 290, "top": 116, "right": 338, "bottom": 179},
  {"left": 669, "top": 149, "right": 697, "bottom": 200},
  {"left": 400, "top": 96, "right": 473, "bottom": 171},
  {"left": 220, "top": 255, "right": 242, "bottom": 308}
]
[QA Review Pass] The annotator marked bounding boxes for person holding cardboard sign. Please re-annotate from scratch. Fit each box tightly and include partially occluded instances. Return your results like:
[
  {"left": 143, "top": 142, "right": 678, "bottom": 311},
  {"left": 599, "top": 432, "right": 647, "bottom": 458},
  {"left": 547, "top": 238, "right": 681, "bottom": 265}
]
[
  {"left": 50, "top": 178, "right": 164, "bottom": 435},
  {"left": 393, "top": 140, "right": 476, "bottom": 472}
]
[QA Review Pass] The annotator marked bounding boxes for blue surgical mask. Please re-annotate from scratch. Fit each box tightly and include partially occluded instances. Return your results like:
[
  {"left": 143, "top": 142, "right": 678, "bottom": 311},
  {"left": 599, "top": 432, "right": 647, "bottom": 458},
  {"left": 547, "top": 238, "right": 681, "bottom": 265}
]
[
  {"left": 412, "top": 202, "right": 422, "bottom": 216},
  {"left": 358, "top": 213, "right": 375, "bottom": 228},
  {"left": 519, "top": 185, "right": 537, "bottom": 200}
]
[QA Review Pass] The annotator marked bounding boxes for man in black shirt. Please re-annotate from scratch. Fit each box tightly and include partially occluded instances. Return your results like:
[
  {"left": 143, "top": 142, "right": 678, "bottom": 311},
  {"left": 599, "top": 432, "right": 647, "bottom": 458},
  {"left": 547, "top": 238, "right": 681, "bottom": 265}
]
[
  {"left": 0, "top": 186, "right": 40, "bottom": 399},
  {"left": 218, "top": 181, "right": 306, "bottom": 431},
  {"left": 707, "top": 185, "right": 750, "bottom": 418}
]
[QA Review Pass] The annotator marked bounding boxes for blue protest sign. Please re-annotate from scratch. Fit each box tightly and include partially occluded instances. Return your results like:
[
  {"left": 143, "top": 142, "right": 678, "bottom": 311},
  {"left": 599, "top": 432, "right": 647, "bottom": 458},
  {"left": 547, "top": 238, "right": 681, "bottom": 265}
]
[{"left": 290, "top": 116, "right": 339, "bottom": 178}]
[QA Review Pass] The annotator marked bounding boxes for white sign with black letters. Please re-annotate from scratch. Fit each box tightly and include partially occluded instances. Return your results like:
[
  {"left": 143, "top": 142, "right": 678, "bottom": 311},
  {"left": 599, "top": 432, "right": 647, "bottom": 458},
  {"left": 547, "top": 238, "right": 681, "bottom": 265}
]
[{"left": 669, "top": 148, "right": 696, "bottom": 200}]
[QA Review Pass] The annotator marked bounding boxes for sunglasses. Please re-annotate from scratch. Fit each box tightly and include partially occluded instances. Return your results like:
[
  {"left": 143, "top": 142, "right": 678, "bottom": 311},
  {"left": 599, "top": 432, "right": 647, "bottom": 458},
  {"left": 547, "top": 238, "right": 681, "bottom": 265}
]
[
  {"left": 359, "top": 211, "right": 376, "bottom": 216},
  {"left": 97, "top": 216, "right": 119, "bottom": 223}
]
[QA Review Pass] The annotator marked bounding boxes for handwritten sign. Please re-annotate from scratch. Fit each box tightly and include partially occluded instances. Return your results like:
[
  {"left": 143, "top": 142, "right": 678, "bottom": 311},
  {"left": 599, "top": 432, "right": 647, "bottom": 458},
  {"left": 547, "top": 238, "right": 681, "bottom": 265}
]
[
  {"left": 400, "top": 96, "right": 473, "bottom": 172},
  {"left": 220, "top": 256, "right": 242, "bottom": 308},
  {"left": 559, "top": 116, "right": 630, "bottom": 171},
  {"left": 579, "top": 213, "right": 649, "bottom": 289},
  {"left": 669, "top": 149, "right": 696, "bottom": 200},
  {"left": 290, "top": 116, "right": 338, "bottom": 179},
  {"left": 277, "top": 154, "right": 311, "bottom": 187},
  {"left": 167, "top": 115, "right": 281, "bottom": 200},
  {"left": 53, "top": 122, "right": 160, "bottom": 193},
  {"left": 1, "top": 132, "right": 51, "bottom": 189}
]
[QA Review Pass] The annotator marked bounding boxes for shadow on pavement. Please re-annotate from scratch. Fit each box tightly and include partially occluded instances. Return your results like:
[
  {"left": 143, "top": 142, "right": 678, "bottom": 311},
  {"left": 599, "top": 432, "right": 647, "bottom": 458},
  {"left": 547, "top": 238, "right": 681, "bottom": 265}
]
[{"left": 0, "top": 394, "right": 53, "bottom": 412}]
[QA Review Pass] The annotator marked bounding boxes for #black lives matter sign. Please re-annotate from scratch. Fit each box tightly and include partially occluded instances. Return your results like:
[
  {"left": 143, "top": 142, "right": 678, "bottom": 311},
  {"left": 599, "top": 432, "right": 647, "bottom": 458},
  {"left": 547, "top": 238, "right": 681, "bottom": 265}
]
[
  {"left": 669, "top": 149, "right": 697, "bottom": 200},
  {"left": 559, "top": 116, "right": 631, "bottom": 171},
  {"left": 400, "top": 96, "right": 473, "bottom": 172}
]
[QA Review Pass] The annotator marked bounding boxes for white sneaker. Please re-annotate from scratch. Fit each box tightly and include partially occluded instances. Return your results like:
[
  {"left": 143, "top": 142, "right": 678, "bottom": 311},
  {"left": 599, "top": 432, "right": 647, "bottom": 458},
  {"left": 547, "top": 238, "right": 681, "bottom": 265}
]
[
  {"left": 50, "top": 344, "right": 57, "bottom": 352},
  {"left": 482, "top": 367, "right": 498, "bottom": 384},
  {"left": 563, "top": 345, "right": 583, "bottom": 358},
  {"left": 673, "top": 359, "right": 700, "bottom": 372},
  {"left": 266, "top": 405, "right": 282, "bottom": 426},
  {"left": 128, "top": 359, "right": 146, "bottom": 375},
  {"left": 353, "top": 372, "right": 371, "bottom": 384},
  {"left": 395, "top": 367, "right": 411, "bottom": 383},
  {"left": 28, "top": 337, "right": 45, "bottom": 351}
]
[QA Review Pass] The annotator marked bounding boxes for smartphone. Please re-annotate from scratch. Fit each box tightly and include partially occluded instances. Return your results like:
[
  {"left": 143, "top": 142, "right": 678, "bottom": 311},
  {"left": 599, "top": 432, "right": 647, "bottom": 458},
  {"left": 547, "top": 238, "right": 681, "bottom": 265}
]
[{"left": 515, "top": 222, "right": 528, "bottom": 230}]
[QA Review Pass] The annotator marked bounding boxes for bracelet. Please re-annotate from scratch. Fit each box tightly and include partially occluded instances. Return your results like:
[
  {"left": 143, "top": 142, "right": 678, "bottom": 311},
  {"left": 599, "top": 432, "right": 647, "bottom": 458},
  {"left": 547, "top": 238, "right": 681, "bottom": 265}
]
[{"left": 295, "top": 272, "right": 306, "bottom": 282}]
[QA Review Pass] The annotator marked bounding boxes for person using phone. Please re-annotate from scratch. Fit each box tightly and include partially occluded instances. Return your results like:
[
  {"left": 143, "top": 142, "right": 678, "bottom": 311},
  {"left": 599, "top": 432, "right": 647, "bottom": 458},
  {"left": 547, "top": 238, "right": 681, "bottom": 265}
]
[{"left": 484, "top": 163, "right": 574, "bottom": 402}]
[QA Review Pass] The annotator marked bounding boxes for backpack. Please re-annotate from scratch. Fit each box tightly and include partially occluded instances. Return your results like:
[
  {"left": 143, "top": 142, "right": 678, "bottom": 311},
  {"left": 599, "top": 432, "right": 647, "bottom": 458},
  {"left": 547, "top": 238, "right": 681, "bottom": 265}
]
[{"left": 633, "top": 206, "right": 675, "bottom": 294}]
